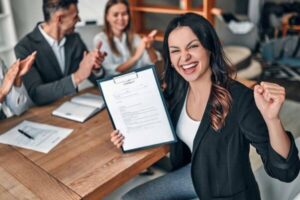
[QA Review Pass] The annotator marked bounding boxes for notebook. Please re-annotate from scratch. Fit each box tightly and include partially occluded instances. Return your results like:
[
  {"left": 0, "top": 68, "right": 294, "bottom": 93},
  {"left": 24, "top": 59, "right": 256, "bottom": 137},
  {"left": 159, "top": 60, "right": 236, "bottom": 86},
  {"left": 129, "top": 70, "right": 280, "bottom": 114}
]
[{"left": 52, "top": 93, "right": 105, "bottom": 122}]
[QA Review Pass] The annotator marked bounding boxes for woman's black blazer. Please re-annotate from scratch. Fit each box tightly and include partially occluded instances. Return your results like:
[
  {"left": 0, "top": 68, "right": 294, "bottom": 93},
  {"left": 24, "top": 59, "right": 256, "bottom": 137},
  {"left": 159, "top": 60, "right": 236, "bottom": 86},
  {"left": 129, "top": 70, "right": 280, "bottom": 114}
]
[{"left": 169, "top": 80, "right": 300, "bottom": 200}]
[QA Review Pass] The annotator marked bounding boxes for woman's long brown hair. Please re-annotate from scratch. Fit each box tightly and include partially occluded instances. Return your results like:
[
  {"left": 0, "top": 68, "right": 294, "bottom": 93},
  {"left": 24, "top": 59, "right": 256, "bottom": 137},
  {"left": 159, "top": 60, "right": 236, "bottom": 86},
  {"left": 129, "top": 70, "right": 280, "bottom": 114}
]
[{"left": 210, "top": 83, "right": 232, "bottom": 131}]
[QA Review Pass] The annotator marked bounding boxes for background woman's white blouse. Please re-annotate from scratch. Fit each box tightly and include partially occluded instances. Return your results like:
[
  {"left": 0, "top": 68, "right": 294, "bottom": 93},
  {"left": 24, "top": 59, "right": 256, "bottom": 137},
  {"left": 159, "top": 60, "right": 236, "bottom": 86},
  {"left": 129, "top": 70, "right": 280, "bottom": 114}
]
[{"left": 93, "top": 32, "right": 160, "bottom": 77}]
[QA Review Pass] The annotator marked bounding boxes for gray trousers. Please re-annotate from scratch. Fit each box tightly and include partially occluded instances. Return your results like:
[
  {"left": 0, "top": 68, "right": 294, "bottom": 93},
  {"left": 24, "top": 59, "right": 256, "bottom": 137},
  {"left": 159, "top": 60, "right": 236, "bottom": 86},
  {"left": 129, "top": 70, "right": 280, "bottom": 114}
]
[{"left": 123, "top": 163, "right": 198, "bottom": 200}]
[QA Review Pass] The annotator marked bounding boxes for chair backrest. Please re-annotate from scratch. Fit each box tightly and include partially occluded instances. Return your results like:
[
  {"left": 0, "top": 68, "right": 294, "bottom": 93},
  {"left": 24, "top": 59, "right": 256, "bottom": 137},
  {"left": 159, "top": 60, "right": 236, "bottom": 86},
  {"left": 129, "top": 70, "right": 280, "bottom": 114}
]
[{"left": 260, "top": 35, "right": 300, "bottom": 63}]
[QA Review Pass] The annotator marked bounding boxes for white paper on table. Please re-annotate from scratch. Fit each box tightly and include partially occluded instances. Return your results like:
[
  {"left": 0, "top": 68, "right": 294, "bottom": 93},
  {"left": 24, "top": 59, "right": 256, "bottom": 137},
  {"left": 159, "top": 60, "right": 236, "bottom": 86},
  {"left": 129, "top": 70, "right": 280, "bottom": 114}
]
[
  {"left": 99, "top": 66, "right": 176, "bottom": 152},
  {"left": 0, "top": 120, "right": 73, "bottom": 153}
]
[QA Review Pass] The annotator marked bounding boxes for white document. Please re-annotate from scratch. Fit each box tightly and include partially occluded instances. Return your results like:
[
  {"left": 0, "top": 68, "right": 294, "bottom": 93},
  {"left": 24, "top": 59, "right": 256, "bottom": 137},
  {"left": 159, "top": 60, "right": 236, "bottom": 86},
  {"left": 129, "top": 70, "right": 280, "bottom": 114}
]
[
  {"left": 52, "top": 93, "right": 105, "bottom": 122},
  {"left": 0, "top": 120, "right": 73, "bottom": 153},
  {"left": 99, "top": 66, "right": 176, "bottom": 152}
]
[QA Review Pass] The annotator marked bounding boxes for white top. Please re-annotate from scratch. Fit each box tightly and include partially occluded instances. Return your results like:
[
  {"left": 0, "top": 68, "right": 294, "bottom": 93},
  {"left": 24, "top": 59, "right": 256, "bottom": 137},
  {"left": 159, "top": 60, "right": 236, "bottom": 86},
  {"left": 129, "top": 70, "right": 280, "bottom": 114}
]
[
  {"left": 176, "top": 93, "right": 201, "bottom": 152},
  {"left": 93, "top": 32, "right": 160, "bottom": 77},
  {"left": 0, "top": 59, "right": 32, "bottom": 117},
  {"left": 39, "top": 25, "right": 66, "bottom": 73}
]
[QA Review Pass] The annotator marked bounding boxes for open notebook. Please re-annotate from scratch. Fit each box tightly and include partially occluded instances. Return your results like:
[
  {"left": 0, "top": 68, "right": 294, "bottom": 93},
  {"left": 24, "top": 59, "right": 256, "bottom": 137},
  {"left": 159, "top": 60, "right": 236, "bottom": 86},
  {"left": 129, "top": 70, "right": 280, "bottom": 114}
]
[{"left": 52, "top": 93, "right": 105, "bottom": 122}]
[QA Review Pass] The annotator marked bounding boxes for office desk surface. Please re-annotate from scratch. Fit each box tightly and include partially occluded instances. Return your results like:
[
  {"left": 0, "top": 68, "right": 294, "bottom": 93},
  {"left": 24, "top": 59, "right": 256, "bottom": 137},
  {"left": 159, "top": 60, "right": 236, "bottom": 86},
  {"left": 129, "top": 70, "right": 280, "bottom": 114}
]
[
  {"left": 0, "top": 145, "right": 81, "bottom": 200},
  {"left": 0, "top": 88, "right": 169, "bottom": 200}
]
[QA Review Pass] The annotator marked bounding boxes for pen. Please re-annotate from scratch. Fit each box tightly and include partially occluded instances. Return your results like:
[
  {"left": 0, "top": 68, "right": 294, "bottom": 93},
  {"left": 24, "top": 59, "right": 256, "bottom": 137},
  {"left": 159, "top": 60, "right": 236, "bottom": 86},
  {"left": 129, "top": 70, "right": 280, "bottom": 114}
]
[{"left": 18, "top": 129, "right": 34, "bottom": 140}]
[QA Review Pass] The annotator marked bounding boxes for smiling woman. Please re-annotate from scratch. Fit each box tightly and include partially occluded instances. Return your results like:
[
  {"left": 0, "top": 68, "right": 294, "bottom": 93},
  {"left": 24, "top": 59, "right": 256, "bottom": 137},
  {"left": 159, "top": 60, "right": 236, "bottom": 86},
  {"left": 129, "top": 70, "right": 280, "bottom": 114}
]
[
  {"left": 168, "top": 33, "right": 211, "bottom": 83},
  {"left": 167, "top": 27, "right": 214, "bottom": 122},
  {"left": 110, "top": 13, "right": 300, "bottom": 200},
  {"left": 93, "top": 0, "right": 161, "bottom": 77}
]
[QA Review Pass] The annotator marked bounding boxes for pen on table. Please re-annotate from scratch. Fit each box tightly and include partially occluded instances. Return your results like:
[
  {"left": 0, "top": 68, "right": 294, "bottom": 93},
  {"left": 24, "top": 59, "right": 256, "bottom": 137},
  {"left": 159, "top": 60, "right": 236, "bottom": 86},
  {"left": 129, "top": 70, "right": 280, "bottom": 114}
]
[{"left": 18, "top": 129, "right": 34, "bottom": 140}]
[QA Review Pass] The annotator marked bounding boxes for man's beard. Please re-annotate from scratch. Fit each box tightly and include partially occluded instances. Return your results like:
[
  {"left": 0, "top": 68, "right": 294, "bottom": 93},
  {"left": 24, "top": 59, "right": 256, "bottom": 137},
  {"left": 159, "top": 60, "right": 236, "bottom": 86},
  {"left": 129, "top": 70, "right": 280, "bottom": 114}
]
[{"left": 65, "top": 27, "right": 75, "bottom": 35}]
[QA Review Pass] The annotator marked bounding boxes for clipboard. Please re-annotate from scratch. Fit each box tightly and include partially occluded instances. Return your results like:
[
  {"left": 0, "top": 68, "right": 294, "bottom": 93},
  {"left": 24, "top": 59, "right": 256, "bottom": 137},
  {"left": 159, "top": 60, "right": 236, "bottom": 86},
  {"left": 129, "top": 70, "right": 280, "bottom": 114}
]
[{"left": 97, "top": 65, "right": 177, "bottom": 152}]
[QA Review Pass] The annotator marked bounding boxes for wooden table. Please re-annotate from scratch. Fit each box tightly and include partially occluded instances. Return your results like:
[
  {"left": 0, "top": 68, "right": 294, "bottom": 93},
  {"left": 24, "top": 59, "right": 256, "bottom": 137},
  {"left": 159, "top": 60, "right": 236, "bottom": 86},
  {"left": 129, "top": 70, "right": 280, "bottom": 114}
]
[{"left": 0, "top": 88, "right": 169, "bottom": 200}]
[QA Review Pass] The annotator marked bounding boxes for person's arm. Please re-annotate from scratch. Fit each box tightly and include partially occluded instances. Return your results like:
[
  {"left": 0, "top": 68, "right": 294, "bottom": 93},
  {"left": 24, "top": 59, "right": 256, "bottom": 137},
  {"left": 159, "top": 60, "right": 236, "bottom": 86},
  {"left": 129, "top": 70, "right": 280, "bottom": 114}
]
[
  {"left": 93, "top": 32, "right": 144, "bottom": 75},
  {"left": 76, "top": 37, "right": 106, "bottom": 85},
  {"left": 0, "top": 88, "right": 5, "bottom": 103},
  {"left": 0, "top": 91, "right": 4, "bottom": 103},
  {"left": 15, "top": 43, "right": 77, "bottom": 105},
  {"left": 238, "top": 84, "right": 300, "bottom": 182},
  {"left": 0, "top": 57, "right": 35, "bottom": 115},
  {"left": 0, "top": 60, "right": 20, "bottom": 103},
  {"left": 144, "top": 30, "right": 159, "bottom": 63},
  {"left": 254, "top": 82, "right": 290, "bottom": 158},
  {"left": 73, "top": 48, "right": 105, "bottom": 85},
  {"left": 14, "top": 51, "right": 36, "bottom": 87},
  {"left": 14, "top": 33, "right": 104, "bottom": 105},
  {"left": 145, "top": 47, "right": 158, "bottom": 63},
  {"left": 111, "top": 129, "right": 124, "bottom": 148},
  {"left": 135, "top": 31, "right": 161, "bottom": 68},
  {"left": 93, "top": 33, "right": 121, "bottom": 76},
  {"left": 115, "top": 39, "right": 146, "bottom": 73},
  {"left": 116, "top": 30, "right": 160, "bottom": 72}
]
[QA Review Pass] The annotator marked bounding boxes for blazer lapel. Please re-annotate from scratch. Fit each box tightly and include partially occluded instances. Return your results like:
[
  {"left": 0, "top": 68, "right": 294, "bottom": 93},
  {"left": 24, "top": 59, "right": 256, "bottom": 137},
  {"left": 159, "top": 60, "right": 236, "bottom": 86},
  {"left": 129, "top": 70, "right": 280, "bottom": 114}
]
[
  {"left": 41, "top": 43, "right": 63, "bottom": 77},
  {"left": 31, "top": 24, "right": 63, "bottom": 77},
  {"left": 171, "top": 89, "right": 188, "bottom": 128},
  {"left": 170, "top": 84, "right": 212, "bottom": 162},
  {"left": 64, "top": 38, "right": 72, "bottom": 75},
  {"left": 191, "top": 100, "right": 212, "bottom": 161}
]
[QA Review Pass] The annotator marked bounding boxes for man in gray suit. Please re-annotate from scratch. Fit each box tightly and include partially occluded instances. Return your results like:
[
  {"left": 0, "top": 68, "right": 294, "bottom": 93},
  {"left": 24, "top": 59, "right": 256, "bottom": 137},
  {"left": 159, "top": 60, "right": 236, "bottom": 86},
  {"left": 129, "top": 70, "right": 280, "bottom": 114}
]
[{"left": 15, "top": 0, "right": 106, "bottom": 105}]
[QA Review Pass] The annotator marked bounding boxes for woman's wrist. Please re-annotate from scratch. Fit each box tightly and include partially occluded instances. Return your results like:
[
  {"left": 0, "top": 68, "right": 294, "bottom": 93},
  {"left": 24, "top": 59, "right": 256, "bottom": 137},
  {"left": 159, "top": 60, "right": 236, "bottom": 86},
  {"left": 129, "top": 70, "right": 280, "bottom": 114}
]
[
  {"left": 146, "top": 47, "right": 158, "bottom": 63},
  {"left": 73, "top": 71, "right": 83, "bottom": 86},
  {"left": 264, "top": 117, "right": 285, "bottom": 135},
  {"left": 14, "top": 77, "right": 22, "bottom": 87},
  {"left": 0, "top": 87, "right": 6, "bottom": 103},
  {"left": 132, "top": 52, "right": 140, "bottom": 62},
  {"left": 146, "top": 45, "right": 154, "bottom": 50},
  {"left": 264, "top": 116, "right": 281, "bottom": 126}
]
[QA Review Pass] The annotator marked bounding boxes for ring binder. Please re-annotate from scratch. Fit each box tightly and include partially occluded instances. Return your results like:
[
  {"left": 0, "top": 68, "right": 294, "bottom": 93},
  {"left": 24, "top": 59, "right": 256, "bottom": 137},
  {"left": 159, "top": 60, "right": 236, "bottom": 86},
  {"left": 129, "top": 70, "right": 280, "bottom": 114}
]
[{"left": 113, "top": 72, "right": 138, "bottom": 84}]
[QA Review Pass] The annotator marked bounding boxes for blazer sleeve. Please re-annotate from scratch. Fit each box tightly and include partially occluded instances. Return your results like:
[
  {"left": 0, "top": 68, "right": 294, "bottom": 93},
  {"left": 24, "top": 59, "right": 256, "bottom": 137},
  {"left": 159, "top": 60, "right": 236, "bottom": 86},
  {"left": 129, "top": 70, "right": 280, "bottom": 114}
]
[
  {"left": 15, "top": 39, "right": 77, "bottom": 106},
  {"left": 238, "top": 89, "right": 300, "bottom": 182}
]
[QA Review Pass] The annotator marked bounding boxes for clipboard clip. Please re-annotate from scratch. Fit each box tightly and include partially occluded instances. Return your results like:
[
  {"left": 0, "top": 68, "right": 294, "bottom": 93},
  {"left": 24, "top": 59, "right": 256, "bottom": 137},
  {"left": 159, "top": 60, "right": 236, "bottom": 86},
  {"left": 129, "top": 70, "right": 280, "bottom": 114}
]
[{"left": 113, "top": 72, "right": 138, "bottom": 85}]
